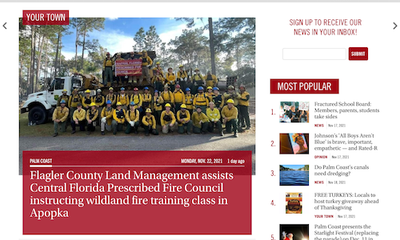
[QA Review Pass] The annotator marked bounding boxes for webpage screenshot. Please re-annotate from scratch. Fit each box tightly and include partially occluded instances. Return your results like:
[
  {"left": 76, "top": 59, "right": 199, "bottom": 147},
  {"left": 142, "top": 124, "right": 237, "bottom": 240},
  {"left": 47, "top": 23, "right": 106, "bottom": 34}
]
[{"left": 1, "top": 0, "right": 399, "bottom": 239}]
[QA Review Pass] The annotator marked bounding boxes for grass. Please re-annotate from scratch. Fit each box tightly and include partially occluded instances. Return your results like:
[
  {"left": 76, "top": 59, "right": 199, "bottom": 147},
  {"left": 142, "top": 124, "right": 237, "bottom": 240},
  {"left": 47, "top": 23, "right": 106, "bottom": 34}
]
[{"left": 19, "top": 113, "right": 54, "bottom": 137}]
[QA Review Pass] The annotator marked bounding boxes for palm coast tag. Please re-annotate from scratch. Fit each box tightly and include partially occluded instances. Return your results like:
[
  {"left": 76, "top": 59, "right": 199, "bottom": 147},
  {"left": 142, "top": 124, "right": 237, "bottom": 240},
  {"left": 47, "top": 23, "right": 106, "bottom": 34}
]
[{"left": 286, "top": 192, "right": 302, "bottom": 214}]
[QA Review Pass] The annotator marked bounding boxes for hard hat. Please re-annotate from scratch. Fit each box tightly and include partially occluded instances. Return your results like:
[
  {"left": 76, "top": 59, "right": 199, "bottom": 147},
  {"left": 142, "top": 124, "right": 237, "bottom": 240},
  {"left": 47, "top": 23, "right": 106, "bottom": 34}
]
[
  {"left": 227, "top": 99, "right": 234, "bottom": 104},
  {"left": 106, "top": 100, "right": 112, "bottom": 104},
  {"left": 117, "top": 52, "right": 121, "bottom": 56},
  {"left": 146, "top": 108, "right": 152, "bottom": 113},
  {"left": 154, "top": 90, "right": 159, "bottom": 93},
  {"left": 120, "top": 87, "right": 125, "bottom": 91},
  {"left": 179, "top": 64, "right": 183, "bottom": 68},
  {"left": 109, "top": 87, "right": 114, "bottom": 91},
  {"left": 198, "top": 86, "right": 204, "bottom": 91},
  {"left": 175, "top": 84, "right": 180, "bottom": 88},
  {"left": 213, "top": 87, "right": 219, "bottom": 91},
  {"left": 228, "top": 85, "right": 235, "bottom": 90},
  {"left": 181, "top": 104, "right": 187, "bottom": 109},
  {"left": 85, "top": 90, "right": 91, "bottom": 93},
  {"left": 97, "top": 89, "right": 102, "bottom": 93},
  {"left": 164, "top": 84, "right": 169, "bottom": 89},
  {"left": 142, "top": 50, "right": 147, "bottom": 53},
  {"left": 144, "top": 87, "right": 149, "bottom": 90},
  {"left": 156, "top": 61, "right": 160, "bottom": 65},
  {"left": 106, "top": 52, "right": 110, "bottom": 55},
  {"left": 195, "top": 68, "right": 199, "bottom": 71},
  {"left": 90, "top": 102, "right": 96, "bottom": 106},
  {"left": 60, "top": 100, "right": 66, "bottom": 104},
  {"left": 185, "top": 88, "right": 191, "bottom": 92},
  {"left": 239, "top": 84, "right": 245, "bottom": 89},
  {"left": 207, "top": 86, "right": 212, "bottom": 90},
  {"left": 165, "top": 103, "right": 171, "bottom": 107},
  {"left": 116, "top": 102, "right": 122, "bottom": 106},
  {"left": 62, "top": 89, "right": 67, "bottom": 93},
  {"left": 133, "top": 87, "right": 138, "bottom": 91},
  {"left": 130, "top": 101, "right": 135, "bottom": 106}
]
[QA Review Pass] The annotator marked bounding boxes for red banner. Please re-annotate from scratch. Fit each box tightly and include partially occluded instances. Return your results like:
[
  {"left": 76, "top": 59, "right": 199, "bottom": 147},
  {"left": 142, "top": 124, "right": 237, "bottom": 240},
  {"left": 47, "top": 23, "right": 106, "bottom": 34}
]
[
  {"left": 115, "top": 59, "right": 142, "bottom": 76},
  {"left": 270, "top": 79, "right": 339, "bottom": 94},
  {"left": 22, "top": 10, "right": 69, "bottom": 25},
  {"left": 23, "top": 151, "right": 251, "bottom": 235}
]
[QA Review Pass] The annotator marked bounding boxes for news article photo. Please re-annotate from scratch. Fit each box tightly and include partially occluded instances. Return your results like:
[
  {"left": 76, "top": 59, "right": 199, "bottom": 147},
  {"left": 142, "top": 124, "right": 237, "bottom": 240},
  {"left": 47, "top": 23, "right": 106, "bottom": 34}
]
[{"left": 18, "top": 17, "right": 256, "bottom": 173}]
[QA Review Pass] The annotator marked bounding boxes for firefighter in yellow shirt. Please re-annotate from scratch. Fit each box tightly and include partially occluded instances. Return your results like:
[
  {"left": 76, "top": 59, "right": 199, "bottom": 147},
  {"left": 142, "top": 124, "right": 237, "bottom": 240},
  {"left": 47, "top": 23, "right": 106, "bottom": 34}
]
[
  {"left": 192, "top": 68, "right": 204, "bottom": 92},
  {"left": 142, "top": 87, "right": 152, "bottom": 110},
  {"left": 68, "top": 88, "right": 82, "bottom": 120},
  {"left": 153, "top": 61, "right": 164, "bottom": 78},
  {"left": 125, "top": 102, "right": 140, "bottom": 134},
  {"left": 177, "top": 65, "right": 188, "bottom": 89},
  {"left": 161, "top": 103, "right": 176, "bottom": 134},
  {"left": 177, "top": 104, "right": 192, "bottom": 135},
  {"left": 206, "top": 102, "right": 223, "bottom": 136},
  {"left": 173, "top": 84, "right": 185, "bottom": 112},
  {"left": 165, "top": 67, "right": 176, "bottom": 92},
  {"left": 105, "top": 87, "right": 116, "bottom": 107},
  {"left": 130, "top": 87, "right": 143, "bottom": 112},
  {"left": 206, "top": 86, "right": 214, "bottom": 102},
  {"left": 193, "top": 86, "right": 209, "bottom": 114},
  {"left": 192, "top": 106, "right": 209, "bottom": 134},
  {"left": 184, "top": 87, "right": 194, "bottom": 115},
  {"left": 57, "top": 89, "right": 69, "bottom": 106},
  {"left": 152, "top": 90, "right": 164, "bottom": 125},
  {"left": 116, "top": 87, "right": 129, "bottom": 111},
  {"left": 139, "top": 50, "right": 153, "bottom": 85},
  {"left": 82, "top": 89, "right": 93, "bottom": 110},
  {"left": 221, "top": 99, "right": 238, "bottom": 138},
  {"left": 212, "top": 87, "right": 224, "bottom": 111},
  {"left": 142, "top": 108, "right": 159, "bottom": 136},
  {"left": 112, "top": 102, "right": 126, "bottom": 135},
  {"left": 52, "top": 100, "right": 69, "bottom": 137},
  {"left": 152, "top": 71, "right": 165, "bottom": 92},
  {"left": 161, "top": 85, "right": 174, "bottom": 111},
  {"left": 204, "top": 71, "right": 218, "bottom": 88},
  {"left": 238, "top": 84, "right": 251, "bottom": 130},
  {"left": 71, "top": 103, "right": 86, "bottom": 134},
  {"left": 86, "top": 102, "right": 99, "bottom": 135},
  {"left": 103, "top": 52, "right": 114, "bottom": 86},
  {"left": 223, "top": 85, "right": 239, "bottom": 106},
  {"left": 92, "top": 89, "right": 105, "bottom": 115},
  {"left": 101, "top": 100, "right": 113, "bottom": 135}
]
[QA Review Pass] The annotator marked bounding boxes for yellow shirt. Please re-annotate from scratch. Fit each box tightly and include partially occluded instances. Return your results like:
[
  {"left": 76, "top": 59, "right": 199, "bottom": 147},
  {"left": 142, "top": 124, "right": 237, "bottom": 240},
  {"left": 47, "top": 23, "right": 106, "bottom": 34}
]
[
  {"left": 160, "top": 110, "right": 176, "bottom": 126},
  {"left": 177, "top": 110, "right": 191, "bottom": 126},
  {"left": 173, "top": 89, "right": 185, "bottom": 103},
  {"left": 125, "top": 108, "right": 140, "bottom": 122},
  {"left": 92, "top": 95, "right": 105, "bottom": 107},
  {"left": 165, "top": 72, "right": 176, "bottom": 84},
  {"left": 204, "top": 74, "right": 217, "bottom": 87},
  {"left": 221, "top": 106, "right": 238, "bottom": 121},
  {"left": 193, "top": 93, "right": 209, "bottom": 106},
  {"left": 206, "top": 108, "right": 220, "bottom": 122},
  {"left": 113, "top": 109, "right": 126, "bottom": 124},
  {"left": 117, "top": 94, "right": 129, "bottom": 106},
  {"left": 73, "top": 109, "right": 86, "bottom": 121},
  {"left": 86, "top": 109, "right": 99, "bottom": 121},
  {"left": 142, "top": 115, "right": 156, "bottom": 129},
  {"left": 238, "top": 91, "right": 250, "bottom": 106},
  {"left": 52, "top": 106, "right": 69, "bottom": 122},
  {"left": 141, "top": 55, "right": 153, "bottom": 67},
  {"left": 153, "top": 96, "right": 164, "bottom": 111},
  {"left": 130, "top": 94, "right": 143, "bottom": 107},
  {"left": 105, "top": 94, "right": 116, "bottom": 105},
  {"left": 192, "top": 112, "right": 209, "bottom": 128},
  {"left": 68, "top": 94, "right": 82, "bottom": 108},
  {"left": 101, "top": 107, "right": 114, "bottom": 125},
  {"left": 103, "top": 58, "right": 114, "bottom": 68},
  {"left": 184, "top": 94, "right": 194, "bottom": 110},
  {"left": 161, "top": 91, "right": 174, "bottom": 104},
  {"left": 177, "top": 70, "right": 187, "bottom": 79}
]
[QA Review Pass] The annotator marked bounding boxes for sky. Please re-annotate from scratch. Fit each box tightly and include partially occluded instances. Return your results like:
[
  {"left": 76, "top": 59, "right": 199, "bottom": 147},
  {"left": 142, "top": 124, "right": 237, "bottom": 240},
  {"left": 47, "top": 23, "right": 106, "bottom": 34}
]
[{"left": 61, "top": 18, "right": 209, "bottom": 60}]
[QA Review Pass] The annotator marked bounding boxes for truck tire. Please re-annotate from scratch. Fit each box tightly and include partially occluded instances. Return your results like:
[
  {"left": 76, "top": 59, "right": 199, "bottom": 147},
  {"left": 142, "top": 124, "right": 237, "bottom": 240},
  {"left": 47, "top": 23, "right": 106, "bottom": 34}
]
[{"left": 28, "top": 106, "right": 47, "bottom": 125}]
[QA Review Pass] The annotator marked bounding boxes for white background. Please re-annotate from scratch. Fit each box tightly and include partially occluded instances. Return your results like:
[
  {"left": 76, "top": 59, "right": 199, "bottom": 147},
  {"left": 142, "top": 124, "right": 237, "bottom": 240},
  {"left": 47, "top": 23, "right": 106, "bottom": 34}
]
[{"left": 1, "top": 2, "right": 400, "bottom": 240}]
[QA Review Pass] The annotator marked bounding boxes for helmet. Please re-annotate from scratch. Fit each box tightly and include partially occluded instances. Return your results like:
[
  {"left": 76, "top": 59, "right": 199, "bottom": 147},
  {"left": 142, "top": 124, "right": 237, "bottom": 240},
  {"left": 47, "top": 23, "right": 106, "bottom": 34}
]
[
  {"left": 142, "top": 50, "right": 147, "bottom": 53},
  {"left": 179, "top": 64, "right": 183, "bottom": 68},
  {"left": 117, "top": 52, "right": 121, "bottom": 56},
  {"left": 154, "top": 90, "right": 159, "bottom": 93},
  {"left": 133, "top": 87, "right": 138, "bottom": 91},
  {"left": 106, "top": 100, "right": 112, "bottom": 105},
  {"left": 97, "top": 89, "right": 102, "bottom": 93},
  {"left": 239, "top": 84, "right": 245, "bottom": 89},
  {"left": 120, "top": 87, "right": 125, "bottom": 91},
  {"left": 90, "top": 102, "right": 96, "bottom": 107},
  {"left": 227, "top": 99, "right": 234, "bottom": 104},
  {"left": 181, "top": 104, "right": 187, "bottom": 109},
  {"left": 106, "top": 52, "right": 110, "bottom": 55},
  {"left": 175, "top": 84, "right": 180, "bottom": 88},
  {"left": 213, "top": 87, "right": 219, "bottom": 91},
  {"left": 198, "top": 86, "right": 204, "bottom": 91},
  {"left": 146, "top": 108, "right": 152, "bottom": 113},
  {"left": 156, "top": 61, "right": 160, "bottom": 65},
  {"left": 62, "top": 89, "right": 67, "bottom": 93},
  {"left": 195, "top": 68, "right": 199, "bottom": 71},
  {"left": 144, "top": 87, "right": 149, "bottom": 90},
  {"left": 228, "top": 85, "right": 235, "bottom": 90},
  {"left": 165, "top": 103, "right": 171, "bottom": 108},
  {"left": 60, "top": 100, "right": 66, "bottom": 104},
  {"left": 130, "top": 101, "right": 135, "bottom": 106},
  {"left": 207, "top": 86, "right": 212, "bottom": 90},
  {"left": 85, "top": 90, "right": 91, "bottom": 93},
  {"left": 185, "top": 88, "right": 191, "bottom": 92},
  {"left": 116, "top": 102, "right": 122, "bottom": 106},
  {"left": 109, "top": 87, "right": 114, "bottom": 91}
]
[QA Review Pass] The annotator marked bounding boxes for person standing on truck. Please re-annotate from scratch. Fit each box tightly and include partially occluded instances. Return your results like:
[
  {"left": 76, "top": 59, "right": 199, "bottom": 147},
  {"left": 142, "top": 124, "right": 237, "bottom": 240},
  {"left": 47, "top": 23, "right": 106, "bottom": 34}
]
[
  {"left": 52, "top": 100, "right": 69, "bottom": 137},
  {"left": 103, "top": 52, "right": 114, "bottom": 87},
  {"left": 165, "top": 67, "right": 176, "bottom": 92},
  {"left": 161, "top": 103, "right": 176, "bottom": 134},
  {"left": 192, "top": 68, "right": 204, "bottom": 92},
  {"left": 173, "top": 84, "right": 185, "bottom": 112},
  {"left": 68, "top": 88, "right": 82, "bottom": 120},
  {"left": 153, "top": 61, "right": 164, "bottom": 78},
  {"left": 152, "top": 90, "right": 164, "bottom": 125},
  {"left": 192, "top": 106, "right": 209, "bottom": 134},
  {"left": 125, "top": 102, "right": 140, "bottom": 134},
  {"left": 71, "top": 103, "right": 86, "bottom": 134},
  {"left": 112, "top": 102, "right": 126, "bottom": 135},
  {"left": 57, "top": 89, "right": 69, "bottom": 106},
  {"left": 86, "top": 102, "right": 99, "bottom": 135},
  {"left": 176, "top": 104, "right": 192, "bottom": 135},
  {"left": 152, "top": 71, "right": 165, "bottom": 92},
  {"left": 193, "top": 86, "right": 209, "bottom": 114},
  {"left": 205, "top": 71, "right": 218, "bottom": 88},
  {"left": 206, "top": 102, "right": 223, "bottom": 136},
  {"left": 221, "top": 99, "right": 238, "bottom": 138},
  {"left": 100, "top": 100, "right": 113, "bottom": 135},
  {"left": 82, "top": 90, "right": 93, "bottom": 110},
  {"left": 115, "top": 53, "right": 126, "bottom": 85},
  {"left": 105, "top": 87, "right": 116, "bottom": 107},
  {"left": 238, "top": 84, "right": 251, "bottom": 130},
  {"left": 177, "top": 65, "right": 188, "bottom": 90},
  {"left": 139, "top": 50, "right": 153, "bottom": 85},
  {"left": 142, "top": 108, "right": 158, "bottom": 136},
  {"left": 116, "top": 87, "right": 129, "bottom": 111},
  {"left": 184, "top": 87, "right": 194, "bottom": 115}
]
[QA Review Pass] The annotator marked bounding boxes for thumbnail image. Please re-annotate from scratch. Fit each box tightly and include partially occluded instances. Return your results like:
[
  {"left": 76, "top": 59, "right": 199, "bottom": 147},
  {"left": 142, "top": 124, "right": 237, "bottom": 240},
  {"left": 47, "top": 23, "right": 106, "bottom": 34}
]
[
  {"left": 280, "top": 224, "right": 309, "bottom": 240},
  {"left": 280, "top": 165, "right": 309, "bottom": 186},
  {"left": 280, "top": 101, "right": 309, "bottom": 123},
  {"left": 286, "top": 192, "right": 302, "bottom": 214},
  {"left": 18, "top": 17, "right": 256, "bottom": 174},
  {"left": 280, "top": 133, "right": 309, "bottom": 154}
]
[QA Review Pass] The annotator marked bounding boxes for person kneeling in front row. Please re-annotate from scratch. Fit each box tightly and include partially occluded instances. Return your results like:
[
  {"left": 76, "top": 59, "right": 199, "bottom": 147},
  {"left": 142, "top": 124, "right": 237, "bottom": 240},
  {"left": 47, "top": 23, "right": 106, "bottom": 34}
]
[
  {"left": 161, "top": 103, "right": 177, "bottom": 134},
  {"left": 142, "top": 108, "right": 159, "bottom": 136},
  {"left": 52, "top": 100, "right": 69, "bottom": 137},
  {"left": 101, "top": 100, "right": 113, "bottom": 135},
  {"left": 206, "top": 102, "right": 223, "bottom": 136},
  {"left": 192, "top": 106, "right": 209, "bottom": 134},
  {"left": 125, "top": 101, "right": 140, "bottom": 134},
  {"left": 112, "top": 102, "right": 126, "bottom": 135},
  {"left": 221, "top": 99, "right": 238, "bottom": 138},
  {"left": 177, "top": 104, "right": 192, "bottom": 135},
  {"left": 71, "top": 103, "right": 86, "bottom": 134}
]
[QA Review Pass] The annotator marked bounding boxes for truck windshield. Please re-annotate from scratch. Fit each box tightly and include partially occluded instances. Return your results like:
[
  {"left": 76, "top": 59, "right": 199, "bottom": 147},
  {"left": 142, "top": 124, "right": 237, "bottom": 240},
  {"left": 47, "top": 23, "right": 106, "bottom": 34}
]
[{"left": 47, "top": 78, "right": 64, "bottom": 91}]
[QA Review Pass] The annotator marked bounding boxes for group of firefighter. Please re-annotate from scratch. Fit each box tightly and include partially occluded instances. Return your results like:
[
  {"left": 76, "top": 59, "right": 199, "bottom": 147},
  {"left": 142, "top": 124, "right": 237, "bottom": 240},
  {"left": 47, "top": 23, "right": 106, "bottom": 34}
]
[{"left": 52, "top": 83, "right": 251, "bottom": 137}]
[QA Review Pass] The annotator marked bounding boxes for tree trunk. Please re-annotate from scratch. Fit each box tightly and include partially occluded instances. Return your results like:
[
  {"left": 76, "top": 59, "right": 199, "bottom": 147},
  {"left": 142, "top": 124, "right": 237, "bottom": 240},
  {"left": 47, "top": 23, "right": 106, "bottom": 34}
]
[
  {"left": 29, "top": 25, "right": 36, "bottom": 94},
  {"left": 75, "top": 24, "right": 79, "bottom": 70},
  {"left": 208, "top": 18, "right": 216, "bottom": 75},
  {"left": 36, "top": 35, "right": 45, "bottom": 92},
  {"left": 81, "top": 25, "right": 87, "bottom": 71},
  {"left": 54, "top": 32, "right": 60, "bottom": 78}
]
